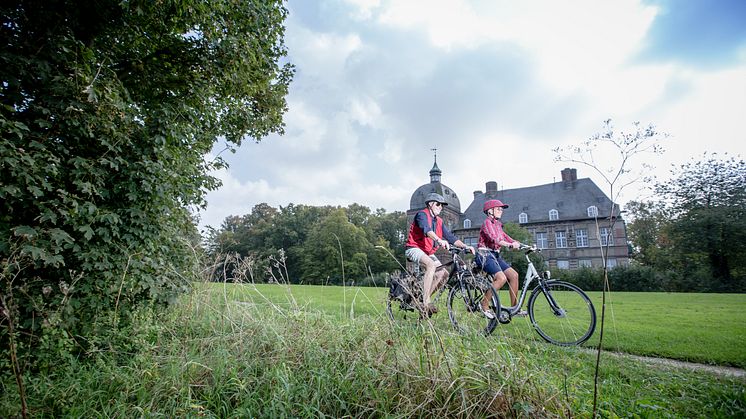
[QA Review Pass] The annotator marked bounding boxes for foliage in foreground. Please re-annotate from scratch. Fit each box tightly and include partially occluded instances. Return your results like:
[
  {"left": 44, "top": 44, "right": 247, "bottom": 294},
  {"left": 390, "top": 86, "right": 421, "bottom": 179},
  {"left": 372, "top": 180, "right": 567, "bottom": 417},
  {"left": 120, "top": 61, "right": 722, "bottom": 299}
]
[
  {"left": 1, "top": 285, "right": 744, "bottom": 418},
  {"left": 0, "top": 0, "right": 293, "bottom": 359}
]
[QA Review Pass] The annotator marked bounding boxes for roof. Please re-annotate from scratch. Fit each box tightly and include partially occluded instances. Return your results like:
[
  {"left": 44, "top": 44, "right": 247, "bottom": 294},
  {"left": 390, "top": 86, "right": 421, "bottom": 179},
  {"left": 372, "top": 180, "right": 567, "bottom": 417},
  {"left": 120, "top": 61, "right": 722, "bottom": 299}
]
[
  {"left": 460, "top": 178, "right": 621, "bottom": 226},
  {"left": 410, "top": 182, "right": 461, "bottom": 212}
]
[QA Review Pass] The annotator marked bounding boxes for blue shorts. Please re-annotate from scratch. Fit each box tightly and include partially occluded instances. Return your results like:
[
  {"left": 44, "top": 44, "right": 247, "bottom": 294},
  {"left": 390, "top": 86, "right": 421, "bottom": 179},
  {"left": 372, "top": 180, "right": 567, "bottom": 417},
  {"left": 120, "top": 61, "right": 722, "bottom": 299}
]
[{"left": 475, "top": 250, "right": 511, "bottom": 275}]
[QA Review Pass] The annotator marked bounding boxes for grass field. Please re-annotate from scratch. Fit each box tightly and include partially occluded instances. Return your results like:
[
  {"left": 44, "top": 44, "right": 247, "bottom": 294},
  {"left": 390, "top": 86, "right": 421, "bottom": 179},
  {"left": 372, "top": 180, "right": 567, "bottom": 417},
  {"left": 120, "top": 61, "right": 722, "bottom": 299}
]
[
  {"left": 211, "top": 282, "right": 746, "bottom": 368},
  {"left": 2, "top": 282, "right": 745, "bottom": 417}
]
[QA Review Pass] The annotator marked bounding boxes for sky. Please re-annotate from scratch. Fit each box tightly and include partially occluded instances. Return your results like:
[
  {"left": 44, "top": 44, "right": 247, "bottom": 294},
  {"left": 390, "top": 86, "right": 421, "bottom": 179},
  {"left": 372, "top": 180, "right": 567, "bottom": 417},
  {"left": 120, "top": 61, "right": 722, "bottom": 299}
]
[{"left": 197, "top": 0, "right": 746, "bottom": 230}]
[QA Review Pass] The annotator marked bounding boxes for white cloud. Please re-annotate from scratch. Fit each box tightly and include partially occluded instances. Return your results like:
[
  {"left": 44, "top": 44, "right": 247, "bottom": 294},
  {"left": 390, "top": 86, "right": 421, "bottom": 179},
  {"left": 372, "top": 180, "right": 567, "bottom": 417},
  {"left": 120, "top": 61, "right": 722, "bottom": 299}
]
[{"left": 199, "top": 0, "right": 746, "bottom": 230}]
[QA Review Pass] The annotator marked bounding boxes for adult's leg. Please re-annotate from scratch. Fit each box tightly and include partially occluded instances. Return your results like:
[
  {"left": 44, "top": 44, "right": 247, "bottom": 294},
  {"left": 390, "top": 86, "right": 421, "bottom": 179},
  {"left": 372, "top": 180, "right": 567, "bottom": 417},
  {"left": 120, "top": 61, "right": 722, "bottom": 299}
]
[
  {"left": 430, "top": 263, "right": 448, "bottom": 299},
  {"left": 419, "top": 256, "right": 438, "bottom": 306}
]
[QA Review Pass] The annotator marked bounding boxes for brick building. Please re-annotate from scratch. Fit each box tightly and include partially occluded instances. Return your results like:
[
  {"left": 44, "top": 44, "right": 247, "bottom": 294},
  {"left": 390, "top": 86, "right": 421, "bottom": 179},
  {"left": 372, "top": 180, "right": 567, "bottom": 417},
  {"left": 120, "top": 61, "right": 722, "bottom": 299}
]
[{"left": 407, "top": 160, "right": 629, "bottom": 269}]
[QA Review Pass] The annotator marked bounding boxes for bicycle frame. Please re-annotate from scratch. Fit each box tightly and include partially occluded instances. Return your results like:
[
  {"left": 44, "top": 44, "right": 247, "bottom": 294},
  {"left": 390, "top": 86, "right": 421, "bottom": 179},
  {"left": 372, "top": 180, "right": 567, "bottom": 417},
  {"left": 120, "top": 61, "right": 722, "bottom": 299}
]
[{"left": 488, "top": 245, "right": 563, "bottom": 316}]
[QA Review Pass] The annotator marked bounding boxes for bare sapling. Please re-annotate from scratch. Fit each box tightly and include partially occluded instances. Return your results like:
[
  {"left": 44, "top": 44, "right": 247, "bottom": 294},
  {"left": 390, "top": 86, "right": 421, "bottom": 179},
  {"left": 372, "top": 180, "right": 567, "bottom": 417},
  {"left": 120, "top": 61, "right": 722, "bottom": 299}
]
[{"left": 553, "top": 119, "right": 667, "bottom": 416}]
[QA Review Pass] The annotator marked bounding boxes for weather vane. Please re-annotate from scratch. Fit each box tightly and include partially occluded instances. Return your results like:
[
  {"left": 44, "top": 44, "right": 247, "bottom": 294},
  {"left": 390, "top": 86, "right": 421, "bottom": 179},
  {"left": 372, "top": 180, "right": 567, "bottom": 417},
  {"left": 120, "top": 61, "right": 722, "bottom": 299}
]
[{"left": 431, "top": 147, "right": 437, "bottom": 164}]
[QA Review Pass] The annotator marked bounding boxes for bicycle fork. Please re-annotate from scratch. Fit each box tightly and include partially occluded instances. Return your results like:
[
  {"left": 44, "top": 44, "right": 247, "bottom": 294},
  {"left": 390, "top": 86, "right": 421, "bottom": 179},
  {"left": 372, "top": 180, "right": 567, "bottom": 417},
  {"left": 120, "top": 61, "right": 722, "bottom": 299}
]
[{"left": 537, "top": 280, "right": 567, "bottom": 318}]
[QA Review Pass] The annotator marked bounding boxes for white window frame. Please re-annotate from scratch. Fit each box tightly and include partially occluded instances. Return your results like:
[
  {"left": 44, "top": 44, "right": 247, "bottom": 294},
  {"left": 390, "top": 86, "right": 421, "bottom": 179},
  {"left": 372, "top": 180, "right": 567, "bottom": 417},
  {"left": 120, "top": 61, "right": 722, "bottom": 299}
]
[
  {"left": 606, "top": 258, "right": 617, "bottom": 268},
  {"left": 557, "top": 260, "right": 570, "bottom": 270},
  {"left": 519, "top": 212, "right": 528, "bottom": 223},
  {"left": 555, "top": 231, "right": 567, "bottom": 248},
  {"left": 549, "top": 209, "right": 559, "bottom": 221},
  {"left": 600, "top": 227, "right": 612, "bottom": 246},
  {"left": 587, "top": 206, "right": 599, "bottom": 217},
  {"left": 578, "top": 259, "right": 593, "bottom": 268},
  {"left": 576, "top": 229, "right": 588, "bottom": 247},
  {"left": 535, "top": 232, "right": 548, "bottom": 249},
  {"left": 463, "top": 219, "right": 471, "bottom": 229}
]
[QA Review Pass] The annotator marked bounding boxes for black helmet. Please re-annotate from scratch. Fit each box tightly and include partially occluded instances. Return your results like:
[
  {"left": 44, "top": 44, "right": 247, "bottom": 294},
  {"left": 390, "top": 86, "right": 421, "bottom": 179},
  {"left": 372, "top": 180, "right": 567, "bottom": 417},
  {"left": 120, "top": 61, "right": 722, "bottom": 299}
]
[{"left": 425, "top": 193, "right": 448, "bottom": 206}]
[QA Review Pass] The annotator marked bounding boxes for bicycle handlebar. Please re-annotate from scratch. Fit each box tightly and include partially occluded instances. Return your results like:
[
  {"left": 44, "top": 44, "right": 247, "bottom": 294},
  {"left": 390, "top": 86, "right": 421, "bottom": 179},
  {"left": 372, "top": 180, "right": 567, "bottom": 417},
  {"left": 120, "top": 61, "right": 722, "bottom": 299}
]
[
  {"left": 519, "top": 244, "right": 540, "bottom": 253},
  {"left": 448, "top": 246, "right": 474, "bottom": 255}
]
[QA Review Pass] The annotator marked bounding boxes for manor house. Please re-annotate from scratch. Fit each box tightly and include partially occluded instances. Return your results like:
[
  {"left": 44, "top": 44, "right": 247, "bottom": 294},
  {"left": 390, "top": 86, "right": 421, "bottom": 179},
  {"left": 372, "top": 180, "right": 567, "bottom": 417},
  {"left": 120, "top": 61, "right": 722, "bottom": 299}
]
[{"left": 407, "top": 159, "right": 629, "bottom": 269}]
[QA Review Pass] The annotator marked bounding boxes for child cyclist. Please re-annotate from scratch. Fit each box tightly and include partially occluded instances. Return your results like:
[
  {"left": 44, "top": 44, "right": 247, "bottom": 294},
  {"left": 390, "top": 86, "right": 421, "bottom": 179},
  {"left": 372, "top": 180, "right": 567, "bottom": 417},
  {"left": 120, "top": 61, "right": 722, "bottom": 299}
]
[{"left": 476, "top": 199, "right": 527, "bottom": 318}]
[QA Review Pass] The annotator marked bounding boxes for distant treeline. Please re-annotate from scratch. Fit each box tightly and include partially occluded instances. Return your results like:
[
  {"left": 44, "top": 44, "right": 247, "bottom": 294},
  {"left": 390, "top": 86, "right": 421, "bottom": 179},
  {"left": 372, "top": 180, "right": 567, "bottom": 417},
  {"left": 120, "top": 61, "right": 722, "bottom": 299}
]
[{"left": 203, "top": 203, "right": 407, "bottom": 284}]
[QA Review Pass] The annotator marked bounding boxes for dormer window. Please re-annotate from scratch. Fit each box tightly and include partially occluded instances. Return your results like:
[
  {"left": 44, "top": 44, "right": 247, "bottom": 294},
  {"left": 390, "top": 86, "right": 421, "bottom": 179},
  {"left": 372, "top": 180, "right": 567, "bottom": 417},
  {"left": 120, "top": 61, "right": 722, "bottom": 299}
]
[
  {"left": 464, "top": 219, "right": 472, "bottom": 229},
  {"left": 519, "top": 212, "right": 528, "bottom": 224},
  {"left": 587, "top": 206, "right": 598, "bottom": 217},
  {"left": 549, "top": 209, "right": 559, "bottom": 221}
]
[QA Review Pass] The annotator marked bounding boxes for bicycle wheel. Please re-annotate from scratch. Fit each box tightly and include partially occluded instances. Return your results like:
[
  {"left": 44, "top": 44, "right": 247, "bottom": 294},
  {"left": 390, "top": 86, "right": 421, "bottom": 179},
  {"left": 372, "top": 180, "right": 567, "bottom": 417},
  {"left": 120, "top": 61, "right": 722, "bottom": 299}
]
[
  {"left": 386, "top": 297, "right": 421, "bottom": 323},
  {"left": 447, "top": 272, "right": 499, "bottom": 336},
  {"left": 527, "top": 280, "right": 596, "bottom": 346}
]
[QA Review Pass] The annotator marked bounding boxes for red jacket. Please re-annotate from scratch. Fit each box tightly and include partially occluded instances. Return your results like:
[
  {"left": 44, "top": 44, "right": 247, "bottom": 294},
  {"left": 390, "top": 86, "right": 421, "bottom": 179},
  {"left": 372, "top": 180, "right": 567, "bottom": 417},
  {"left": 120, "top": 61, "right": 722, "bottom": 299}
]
[{"left": 405, "top": 209, "right": 443, "bottom": 255}]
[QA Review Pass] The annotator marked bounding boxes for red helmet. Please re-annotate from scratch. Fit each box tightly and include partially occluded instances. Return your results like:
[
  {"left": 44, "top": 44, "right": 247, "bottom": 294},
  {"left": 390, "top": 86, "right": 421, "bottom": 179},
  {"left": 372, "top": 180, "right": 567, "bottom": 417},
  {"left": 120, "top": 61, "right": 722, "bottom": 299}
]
[{"left": 483, "top": 199, "right": 509, "bottom": 214}]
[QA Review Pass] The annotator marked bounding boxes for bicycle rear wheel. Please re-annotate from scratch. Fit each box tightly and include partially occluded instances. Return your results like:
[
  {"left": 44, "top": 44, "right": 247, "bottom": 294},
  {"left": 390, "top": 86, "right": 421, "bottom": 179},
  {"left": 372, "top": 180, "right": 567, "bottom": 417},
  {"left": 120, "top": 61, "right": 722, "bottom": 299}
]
[
  {"left": 386, "top": 297, "right": 421, "bottom": 323},
  {"left": 447, "top": 273, "right": 499, "bottom": 336},
  {"left": 527, "top": 280, "right": 596, "bottom": 346}
]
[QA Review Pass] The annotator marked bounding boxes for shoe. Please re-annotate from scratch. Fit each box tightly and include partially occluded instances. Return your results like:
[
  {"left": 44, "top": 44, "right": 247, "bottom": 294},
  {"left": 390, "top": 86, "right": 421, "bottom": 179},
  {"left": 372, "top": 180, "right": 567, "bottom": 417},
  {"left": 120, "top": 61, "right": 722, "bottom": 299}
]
[
  {"left": 515, "top": 310, "right": 528, "bottom": 317},
  {"left": 481, "top": 308, "right": 496, "bottom": 319},
  {"left": 419, "top": 303, "right": 438, "bottom": 319}
]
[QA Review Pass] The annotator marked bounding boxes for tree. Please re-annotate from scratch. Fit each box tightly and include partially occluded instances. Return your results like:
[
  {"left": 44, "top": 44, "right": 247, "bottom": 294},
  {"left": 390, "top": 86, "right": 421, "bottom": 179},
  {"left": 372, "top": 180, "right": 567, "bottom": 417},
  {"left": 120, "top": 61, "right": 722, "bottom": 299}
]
[
  {"left": 301, "top": 210, "right": 371, "bottom": 284},
  {"left": 624, "top": 200, "right": 671, "bottom": 267},
  {"left": 655, "top": 154, "right": 746, "bottom": 291},
  {"left": 1, "top": 0, "right": 294, "bottom": 366}
]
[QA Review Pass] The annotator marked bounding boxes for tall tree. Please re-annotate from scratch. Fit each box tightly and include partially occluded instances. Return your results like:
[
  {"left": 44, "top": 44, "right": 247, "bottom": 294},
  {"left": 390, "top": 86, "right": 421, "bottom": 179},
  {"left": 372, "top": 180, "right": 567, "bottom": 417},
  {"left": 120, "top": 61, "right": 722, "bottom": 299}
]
[
  {"left": 301, "top": 209, "right": 371, "bottom": 284},
  {"left": 624, "top": 200, "right": 671, "bottom": 267},
  {"left": 655, "top": 154, "right": 746, "bottom": 290},
  {"left": 1, "top": 0, "right": 294, "bottom": 359}
]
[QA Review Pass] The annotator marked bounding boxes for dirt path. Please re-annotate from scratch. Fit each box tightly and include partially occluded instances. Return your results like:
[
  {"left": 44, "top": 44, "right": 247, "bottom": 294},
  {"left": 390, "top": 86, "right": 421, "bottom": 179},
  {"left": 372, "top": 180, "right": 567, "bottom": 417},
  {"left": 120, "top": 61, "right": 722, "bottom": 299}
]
[{"left": 602, "top": 350, "right": 746, "bottom": 378}]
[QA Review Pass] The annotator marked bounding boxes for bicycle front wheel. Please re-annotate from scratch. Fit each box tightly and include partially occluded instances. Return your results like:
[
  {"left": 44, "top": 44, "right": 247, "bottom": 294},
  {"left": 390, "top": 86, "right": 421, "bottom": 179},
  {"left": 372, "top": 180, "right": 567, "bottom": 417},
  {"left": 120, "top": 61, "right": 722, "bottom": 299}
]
[
  {"left": 447, "top": 273, "right": 499, "bottom": 336},
  {"left": 528, "top": 280, "right": 596, "bottom": 346}
]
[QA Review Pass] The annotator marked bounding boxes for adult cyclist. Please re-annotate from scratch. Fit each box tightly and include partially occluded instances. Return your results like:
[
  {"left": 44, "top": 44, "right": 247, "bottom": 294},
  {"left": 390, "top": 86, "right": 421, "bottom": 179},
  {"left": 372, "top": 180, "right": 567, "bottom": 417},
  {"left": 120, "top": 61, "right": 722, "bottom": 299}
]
[{"left": 405, "top": 192, "right": 474, "bottom": 316}]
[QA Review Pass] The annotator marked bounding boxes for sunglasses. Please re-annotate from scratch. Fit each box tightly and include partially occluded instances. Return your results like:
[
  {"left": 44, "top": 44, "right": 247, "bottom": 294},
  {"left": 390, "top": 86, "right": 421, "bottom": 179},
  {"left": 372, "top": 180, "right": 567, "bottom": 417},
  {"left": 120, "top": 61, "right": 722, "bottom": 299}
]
[{"left": 432, "top": 202, "right": 442, "bottom": 207}]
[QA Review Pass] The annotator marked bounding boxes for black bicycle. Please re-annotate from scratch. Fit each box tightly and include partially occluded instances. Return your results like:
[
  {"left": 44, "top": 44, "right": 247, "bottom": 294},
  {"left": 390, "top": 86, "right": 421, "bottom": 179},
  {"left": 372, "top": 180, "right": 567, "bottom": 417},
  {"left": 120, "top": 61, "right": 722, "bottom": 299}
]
[{"left": 387, "top": 247, "right": 501, "bottom": 336}]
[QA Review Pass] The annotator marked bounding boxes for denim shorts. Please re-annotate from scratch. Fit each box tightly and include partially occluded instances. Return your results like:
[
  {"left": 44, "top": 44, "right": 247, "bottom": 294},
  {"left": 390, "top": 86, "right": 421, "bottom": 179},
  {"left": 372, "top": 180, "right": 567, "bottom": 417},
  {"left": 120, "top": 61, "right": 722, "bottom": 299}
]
[{"left": 475, "top": 250, "right": 511, "bottom": 275}]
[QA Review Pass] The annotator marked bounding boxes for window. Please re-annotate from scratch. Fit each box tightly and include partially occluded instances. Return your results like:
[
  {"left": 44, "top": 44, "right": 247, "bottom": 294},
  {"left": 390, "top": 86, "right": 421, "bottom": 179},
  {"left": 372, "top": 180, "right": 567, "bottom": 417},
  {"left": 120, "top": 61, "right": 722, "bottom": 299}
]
[
  {"left": 549, "top": 209, "right": 559, "bottom": 220},
  {"left": 464, "top": 237, "right": 478, "bottom": 247},
  {"left": 463, "top": 219, "right": 471, "bottom": 229},
  {"left": 578, "top": 259, "right": 593, "bottom": 268},
  {"left": 606, "top": 258, "right": 617, "bottom": 268},
  {"left": 600, "top": 227, "right": 612, "bottom": 246},
  {"left": 587, "top": 206, "right": 598, "bottom": 217},
  {"left": 557, "top": 260, "right": 570, "bottom": 270},
  {"left": 576, "top": 229, "right": 588, "bottom": 247},
  {"left": 555, "top": 231, "right": 567, "bottom": 248},
  {"left": 535, "top": 232, "right": 548, "bottom": 249},
  {"left": 519, "top": 212, "right": 528, "bottom": 224}
]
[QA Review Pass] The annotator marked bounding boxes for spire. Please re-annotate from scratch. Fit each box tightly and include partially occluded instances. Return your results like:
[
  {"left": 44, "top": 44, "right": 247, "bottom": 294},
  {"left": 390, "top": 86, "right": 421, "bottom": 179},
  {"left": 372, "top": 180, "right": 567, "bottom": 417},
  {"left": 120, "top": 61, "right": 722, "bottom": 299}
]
[{"left": 429, "top": 148, "right": 441, "bottom": 183}]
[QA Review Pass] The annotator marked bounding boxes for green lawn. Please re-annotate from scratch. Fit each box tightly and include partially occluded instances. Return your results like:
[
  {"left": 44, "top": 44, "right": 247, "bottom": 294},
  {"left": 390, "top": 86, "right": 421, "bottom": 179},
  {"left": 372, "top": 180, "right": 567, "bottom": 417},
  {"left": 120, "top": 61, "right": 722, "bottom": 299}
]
[{"left": 205, "top": 282, "right": 746, "bottom": 368}]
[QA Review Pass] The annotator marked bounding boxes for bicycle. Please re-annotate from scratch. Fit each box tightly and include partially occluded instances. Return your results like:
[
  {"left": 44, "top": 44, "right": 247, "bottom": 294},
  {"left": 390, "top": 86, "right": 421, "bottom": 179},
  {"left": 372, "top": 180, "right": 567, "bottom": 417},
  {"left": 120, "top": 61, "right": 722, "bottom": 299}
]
[
  {"left": 387, "top": 247, "right": 501, "bottom": 336},
  {"left": 483, "top": 244, "right": 597, "bottom": 346}
]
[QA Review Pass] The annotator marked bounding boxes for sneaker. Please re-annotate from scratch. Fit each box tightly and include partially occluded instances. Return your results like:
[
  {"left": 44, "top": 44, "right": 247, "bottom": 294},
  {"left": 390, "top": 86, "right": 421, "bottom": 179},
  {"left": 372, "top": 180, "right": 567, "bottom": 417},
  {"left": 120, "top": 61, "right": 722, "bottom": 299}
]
[
  {"left": 481, "top": 308, "right": 496, "bottom": 319},
  {"left": 515, "top": 310, "right": 528, "bottom": 317}
]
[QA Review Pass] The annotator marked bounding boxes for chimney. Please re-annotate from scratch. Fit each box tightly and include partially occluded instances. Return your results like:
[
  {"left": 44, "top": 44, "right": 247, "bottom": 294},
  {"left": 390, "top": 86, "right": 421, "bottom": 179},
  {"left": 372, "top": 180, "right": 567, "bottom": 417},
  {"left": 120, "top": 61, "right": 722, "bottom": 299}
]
[
  {"left": 473, "top": 190, "right": 481, "bottom": 198},
  {"left": 561, "top": 168, "right": 577, "bottom": 189},
  {"left": 485, "top": 181, "right": 497, "bottom": 196}
]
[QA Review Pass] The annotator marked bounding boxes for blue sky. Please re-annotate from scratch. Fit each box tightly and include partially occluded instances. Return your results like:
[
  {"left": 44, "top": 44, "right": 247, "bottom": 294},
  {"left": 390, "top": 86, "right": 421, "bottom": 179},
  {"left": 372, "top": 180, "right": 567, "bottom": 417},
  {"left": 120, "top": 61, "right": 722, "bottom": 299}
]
[{"left": 198, "top": 0, "right": 746, "bottom": 230}]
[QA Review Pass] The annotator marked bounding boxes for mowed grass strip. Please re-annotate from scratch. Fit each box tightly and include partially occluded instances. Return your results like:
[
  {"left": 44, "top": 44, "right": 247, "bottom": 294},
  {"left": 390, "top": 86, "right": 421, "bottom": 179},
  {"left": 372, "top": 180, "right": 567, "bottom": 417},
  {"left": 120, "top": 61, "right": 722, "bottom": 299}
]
[{"left": 205, "top": 283, "right": 746, "bottom": 368}]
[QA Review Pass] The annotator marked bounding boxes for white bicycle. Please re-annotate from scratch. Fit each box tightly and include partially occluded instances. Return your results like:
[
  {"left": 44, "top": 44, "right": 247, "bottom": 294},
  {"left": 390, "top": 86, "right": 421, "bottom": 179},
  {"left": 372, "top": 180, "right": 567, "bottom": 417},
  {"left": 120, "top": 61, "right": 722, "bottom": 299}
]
[{"left": 487, "top": 244, "right": 597, "bottom": 346}]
